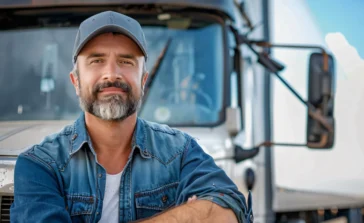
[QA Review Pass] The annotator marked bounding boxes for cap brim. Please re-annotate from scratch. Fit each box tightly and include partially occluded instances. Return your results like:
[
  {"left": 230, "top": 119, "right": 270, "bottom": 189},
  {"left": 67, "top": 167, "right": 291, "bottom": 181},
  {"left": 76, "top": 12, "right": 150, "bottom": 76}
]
[{"left": 74, "top": 24, "right": 147, "bottom": 63}]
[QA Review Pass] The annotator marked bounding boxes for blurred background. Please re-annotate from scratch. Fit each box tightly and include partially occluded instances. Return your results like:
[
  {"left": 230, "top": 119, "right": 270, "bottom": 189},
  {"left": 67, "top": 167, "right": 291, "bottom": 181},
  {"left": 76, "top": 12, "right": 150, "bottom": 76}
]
[{"left": 0, "top": 0, "right": 363, "bottom": 222}]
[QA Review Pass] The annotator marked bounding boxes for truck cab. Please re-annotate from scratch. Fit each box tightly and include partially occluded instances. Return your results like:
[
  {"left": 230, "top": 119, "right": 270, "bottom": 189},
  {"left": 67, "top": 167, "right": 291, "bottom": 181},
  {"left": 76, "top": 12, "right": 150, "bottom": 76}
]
[{"left": 0, "top": 0, "right": 342, "bottom": 222}]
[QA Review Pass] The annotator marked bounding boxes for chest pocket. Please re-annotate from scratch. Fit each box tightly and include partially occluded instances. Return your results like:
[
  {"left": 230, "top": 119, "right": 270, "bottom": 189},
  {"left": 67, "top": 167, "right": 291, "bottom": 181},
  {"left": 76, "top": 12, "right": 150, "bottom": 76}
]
[
  {"left": 135, "top": 182, "right": 178, "bottom": 220},
  {"left": 66, "top": 195, "right": 95, "bottom": 223}
]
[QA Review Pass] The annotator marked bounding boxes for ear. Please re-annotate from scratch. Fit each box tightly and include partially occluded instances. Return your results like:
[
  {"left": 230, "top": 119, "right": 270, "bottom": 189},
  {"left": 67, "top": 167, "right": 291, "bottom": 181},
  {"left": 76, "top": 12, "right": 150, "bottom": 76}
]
[
  {"left": 141, "top": 71, "right": 149, "bottom": 90},
  {"left": 70, "top": 72, "right": 80, "bottom": 96}
]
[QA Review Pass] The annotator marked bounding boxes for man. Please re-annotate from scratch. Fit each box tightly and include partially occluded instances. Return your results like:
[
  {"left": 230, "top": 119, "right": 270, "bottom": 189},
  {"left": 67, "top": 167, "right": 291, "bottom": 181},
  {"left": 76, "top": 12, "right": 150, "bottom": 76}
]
[{"left": 10, "top": 11, "right": 253, "bottom": 223}]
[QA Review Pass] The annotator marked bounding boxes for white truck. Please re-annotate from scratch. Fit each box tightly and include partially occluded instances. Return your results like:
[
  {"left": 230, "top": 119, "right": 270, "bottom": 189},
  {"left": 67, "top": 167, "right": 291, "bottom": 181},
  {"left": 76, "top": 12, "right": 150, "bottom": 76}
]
[{"left": 0, "top": 0, "right": 360, "bottom": 222}]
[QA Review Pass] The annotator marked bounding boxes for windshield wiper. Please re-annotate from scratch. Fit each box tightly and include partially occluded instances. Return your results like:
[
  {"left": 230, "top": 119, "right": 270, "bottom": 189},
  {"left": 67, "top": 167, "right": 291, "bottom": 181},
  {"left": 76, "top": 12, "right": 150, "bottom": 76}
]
[{"left": 145, "top": 37, "right": 172, "bottom": 93}]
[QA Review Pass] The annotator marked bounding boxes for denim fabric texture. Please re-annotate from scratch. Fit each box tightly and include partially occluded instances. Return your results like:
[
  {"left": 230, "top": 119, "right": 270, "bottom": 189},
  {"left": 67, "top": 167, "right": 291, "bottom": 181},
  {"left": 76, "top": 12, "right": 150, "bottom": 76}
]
[{"left": 10, "top": 113, "right": 253, "bottom": 223}]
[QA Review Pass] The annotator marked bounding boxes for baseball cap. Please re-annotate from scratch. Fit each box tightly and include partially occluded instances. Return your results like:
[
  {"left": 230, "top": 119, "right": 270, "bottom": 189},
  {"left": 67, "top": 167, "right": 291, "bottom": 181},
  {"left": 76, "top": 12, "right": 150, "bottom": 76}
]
[{"left": 72, "top": 11, "right": 148, "bottom": 64}]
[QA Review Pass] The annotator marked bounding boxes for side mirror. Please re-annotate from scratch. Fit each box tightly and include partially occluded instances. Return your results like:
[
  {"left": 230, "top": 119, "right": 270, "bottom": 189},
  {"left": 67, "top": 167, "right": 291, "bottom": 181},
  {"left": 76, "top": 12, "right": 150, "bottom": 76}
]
[
  {"left": 306, "top": 52, "right": 336, "bottom": 149},
  {"left": 232, "top": 35, "right": 338, "bottom": 150}
]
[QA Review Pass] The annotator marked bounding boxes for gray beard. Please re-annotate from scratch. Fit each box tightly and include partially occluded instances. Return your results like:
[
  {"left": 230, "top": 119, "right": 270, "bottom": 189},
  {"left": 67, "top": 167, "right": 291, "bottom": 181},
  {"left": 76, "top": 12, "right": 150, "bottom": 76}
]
[{"left": 79, "top": 90, "right": 143, "bottom": 121}]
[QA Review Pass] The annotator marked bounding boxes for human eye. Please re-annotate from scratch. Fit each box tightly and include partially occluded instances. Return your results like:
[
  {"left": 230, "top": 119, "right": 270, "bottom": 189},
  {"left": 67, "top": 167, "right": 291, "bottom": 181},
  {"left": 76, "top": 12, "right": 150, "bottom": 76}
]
[
  {"left": 90, "top": 59, "right": 103, "bottom": 64},
  {"left": 119, "top": 59, "right": 134, "bottom": 65}
]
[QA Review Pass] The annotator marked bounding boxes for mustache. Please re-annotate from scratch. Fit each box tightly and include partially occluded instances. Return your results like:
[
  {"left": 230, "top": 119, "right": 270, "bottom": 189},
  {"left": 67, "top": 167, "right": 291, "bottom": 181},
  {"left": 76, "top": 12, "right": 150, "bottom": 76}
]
[{"left": 94, "top": 81, "right": 131, "bottom": 93}]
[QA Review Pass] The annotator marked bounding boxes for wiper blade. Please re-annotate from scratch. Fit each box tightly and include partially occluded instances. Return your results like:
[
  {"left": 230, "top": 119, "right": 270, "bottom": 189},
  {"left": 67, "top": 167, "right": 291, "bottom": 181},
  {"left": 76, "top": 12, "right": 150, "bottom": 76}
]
[{"left": 145, "top": 37, "right": 172, "bottom": 91}]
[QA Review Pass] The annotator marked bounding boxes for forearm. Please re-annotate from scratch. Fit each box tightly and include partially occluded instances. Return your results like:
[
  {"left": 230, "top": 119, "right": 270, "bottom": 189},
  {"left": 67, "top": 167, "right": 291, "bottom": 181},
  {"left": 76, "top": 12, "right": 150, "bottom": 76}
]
[{"left": 137, "top": 200, "right": 238, "bottom": 223}]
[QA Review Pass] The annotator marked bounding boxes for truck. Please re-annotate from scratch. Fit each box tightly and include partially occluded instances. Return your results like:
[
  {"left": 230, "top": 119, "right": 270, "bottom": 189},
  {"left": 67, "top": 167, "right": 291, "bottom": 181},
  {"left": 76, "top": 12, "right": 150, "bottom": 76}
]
[{"left": 0, "top": 0, "right": 359, "bottom": 222}]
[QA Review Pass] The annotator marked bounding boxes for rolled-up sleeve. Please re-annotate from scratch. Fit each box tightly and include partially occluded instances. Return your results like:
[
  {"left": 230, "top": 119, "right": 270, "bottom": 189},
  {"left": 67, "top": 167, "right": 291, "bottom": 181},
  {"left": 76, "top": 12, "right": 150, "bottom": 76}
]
[{"left": 176, "top": 137, "right": 253, "bottom": 223}]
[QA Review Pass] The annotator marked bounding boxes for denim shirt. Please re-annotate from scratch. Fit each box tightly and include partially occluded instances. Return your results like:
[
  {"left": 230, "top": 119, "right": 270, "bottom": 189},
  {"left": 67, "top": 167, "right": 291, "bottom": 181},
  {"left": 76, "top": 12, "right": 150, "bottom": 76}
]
[{"left": 11, "top": 113, "right": 253, "bottom": 223}]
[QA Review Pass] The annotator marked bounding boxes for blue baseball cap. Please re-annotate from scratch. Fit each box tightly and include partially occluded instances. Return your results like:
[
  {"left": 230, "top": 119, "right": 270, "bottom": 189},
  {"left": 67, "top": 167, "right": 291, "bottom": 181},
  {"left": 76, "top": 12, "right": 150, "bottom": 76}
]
[{"left": 72, "top": 11, "right": 148, "bottom": 64}]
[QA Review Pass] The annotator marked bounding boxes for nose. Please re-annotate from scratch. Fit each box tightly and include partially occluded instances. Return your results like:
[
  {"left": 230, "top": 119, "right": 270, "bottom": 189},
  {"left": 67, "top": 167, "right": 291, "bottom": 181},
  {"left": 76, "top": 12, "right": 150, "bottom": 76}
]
[{"left": 102, "top": 60, "right": 122, "bottom": 82}]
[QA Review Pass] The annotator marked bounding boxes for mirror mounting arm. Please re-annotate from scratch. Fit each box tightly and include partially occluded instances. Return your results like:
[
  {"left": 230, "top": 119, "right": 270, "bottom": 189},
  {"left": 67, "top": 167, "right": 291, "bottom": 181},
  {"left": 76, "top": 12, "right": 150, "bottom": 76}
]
[
  {"left": 250, "top": 41, "right": 330, "bottom": 72},
  {"left": 237, "top": 35, "right": 333, "bottom": 133},
  {"left": 216, "top": 141, "right": 308, "bottom": 163}
]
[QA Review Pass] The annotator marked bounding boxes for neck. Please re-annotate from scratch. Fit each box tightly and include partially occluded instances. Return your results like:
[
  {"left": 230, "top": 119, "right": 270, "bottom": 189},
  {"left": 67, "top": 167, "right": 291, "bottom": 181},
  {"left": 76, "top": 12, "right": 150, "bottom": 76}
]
[{"left": 85, "top": 112, "right": 137, "bottom": 155}]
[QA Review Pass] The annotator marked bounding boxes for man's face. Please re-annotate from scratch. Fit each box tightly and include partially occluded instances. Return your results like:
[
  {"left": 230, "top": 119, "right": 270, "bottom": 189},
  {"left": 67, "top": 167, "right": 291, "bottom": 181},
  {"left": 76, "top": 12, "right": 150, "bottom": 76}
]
[{"left": 70, "top": 33, "right": 148, "bottom": 121}]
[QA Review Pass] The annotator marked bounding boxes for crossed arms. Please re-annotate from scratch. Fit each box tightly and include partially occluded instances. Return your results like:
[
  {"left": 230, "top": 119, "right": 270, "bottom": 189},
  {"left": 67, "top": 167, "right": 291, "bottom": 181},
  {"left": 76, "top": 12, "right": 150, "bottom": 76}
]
[
  {"left": 11, "top": 139, "right": 251, "bottom": 223},
  {"left": 134, "top": 196, "right": 238, "bottom": 223}
]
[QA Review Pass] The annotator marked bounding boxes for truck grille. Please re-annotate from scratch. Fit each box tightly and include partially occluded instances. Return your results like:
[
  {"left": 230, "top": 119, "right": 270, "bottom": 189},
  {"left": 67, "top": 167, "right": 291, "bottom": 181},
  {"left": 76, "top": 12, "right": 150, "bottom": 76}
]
[{"left": 0, "top": 196, "right": 13, "bottom": 222}]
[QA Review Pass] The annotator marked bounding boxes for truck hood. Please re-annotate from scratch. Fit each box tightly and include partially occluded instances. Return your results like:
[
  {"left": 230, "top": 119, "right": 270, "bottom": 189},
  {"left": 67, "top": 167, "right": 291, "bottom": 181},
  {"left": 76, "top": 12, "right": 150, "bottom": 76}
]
[
  {"left": 0, "top": 120, "right": 237, "bottom": 196},
  {"left": 0, "top": 121, "right": 233, "bottom": 157},
  {"left": 0, "top": 121, "right": 73, "bottom": 156}
]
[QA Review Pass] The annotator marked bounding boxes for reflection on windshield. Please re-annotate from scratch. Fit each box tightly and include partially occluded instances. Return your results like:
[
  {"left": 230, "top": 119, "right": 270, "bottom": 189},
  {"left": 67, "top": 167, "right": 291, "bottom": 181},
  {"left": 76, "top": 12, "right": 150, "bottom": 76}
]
[
  {"left": 140, "top": 23, "right": 223, "bottom": 125},
  {"left": 0, "top": 18, "right": 224, "bottom": 126},
  {"left": 0, "top": 28, "right": 80, "bottom": 121}
]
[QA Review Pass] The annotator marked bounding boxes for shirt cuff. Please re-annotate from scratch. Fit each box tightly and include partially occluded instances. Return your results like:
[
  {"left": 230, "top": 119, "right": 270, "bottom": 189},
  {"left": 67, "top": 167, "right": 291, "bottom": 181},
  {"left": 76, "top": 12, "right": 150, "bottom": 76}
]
[{"left": 198, "top": 191, "right": 253, "bottom": 223}]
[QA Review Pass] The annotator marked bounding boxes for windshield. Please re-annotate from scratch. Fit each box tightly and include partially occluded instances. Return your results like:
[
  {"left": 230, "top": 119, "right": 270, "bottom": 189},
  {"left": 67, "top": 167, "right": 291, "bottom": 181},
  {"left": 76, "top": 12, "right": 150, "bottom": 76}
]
[
  {"left": 0, "top": 14, "right": 224, "bottom": 125},
  {"left": 140, "top": 22, "right": 224, "bottom": 126}
]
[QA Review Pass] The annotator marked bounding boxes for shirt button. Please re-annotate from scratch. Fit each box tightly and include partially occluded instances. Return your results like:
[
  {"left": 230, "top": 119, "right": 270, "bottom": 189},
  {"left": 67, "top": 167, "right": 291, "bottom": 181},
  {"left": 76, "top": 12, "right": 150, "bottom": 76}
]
[
  {"left": 72, "top": 134, "right": 78, "bottom": 141},
  {"left": 98, "top": 174, "right": 102, "bottom": 178},
  {"left": 162, "top": 195, "right": 168, "bottom": 203},
  {"left": 96, "top": 212, "right": 99, "bottom": 215}
]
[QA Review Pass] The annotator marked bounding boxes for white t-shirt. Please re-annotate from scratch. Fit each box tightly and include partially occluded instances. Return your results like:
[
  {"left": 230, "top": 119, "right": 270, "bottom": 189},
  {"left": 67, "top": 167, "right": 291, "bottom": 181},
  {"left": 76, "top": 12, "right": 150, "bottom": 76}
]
[{"left": 98, "top": 171, "right": 123, "bottom": 223}]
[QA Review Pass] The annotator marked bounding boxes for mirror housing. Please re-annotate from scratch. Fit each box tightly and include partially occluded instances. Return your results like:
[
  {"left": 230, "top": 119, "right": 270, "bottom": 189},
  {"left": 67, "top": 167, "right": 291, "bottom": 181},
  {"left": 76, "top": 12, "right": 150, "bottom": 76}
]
[{"left": 306, "top": 52, "right": 336, "bottom": 149}]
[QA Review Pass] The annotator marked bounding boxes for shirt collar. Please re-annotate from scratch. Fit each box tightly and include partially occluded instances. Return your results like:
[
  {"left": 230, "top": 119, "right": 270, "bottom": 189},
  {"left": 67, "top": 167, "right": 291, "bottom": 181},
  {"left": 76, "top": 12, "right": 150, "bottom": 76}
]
[
  {"left": 69, "top": 113, "right": 148, "bottom": 157},
  {"left": 70, "top": 113, "right": 92, "bottom": 155}
]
